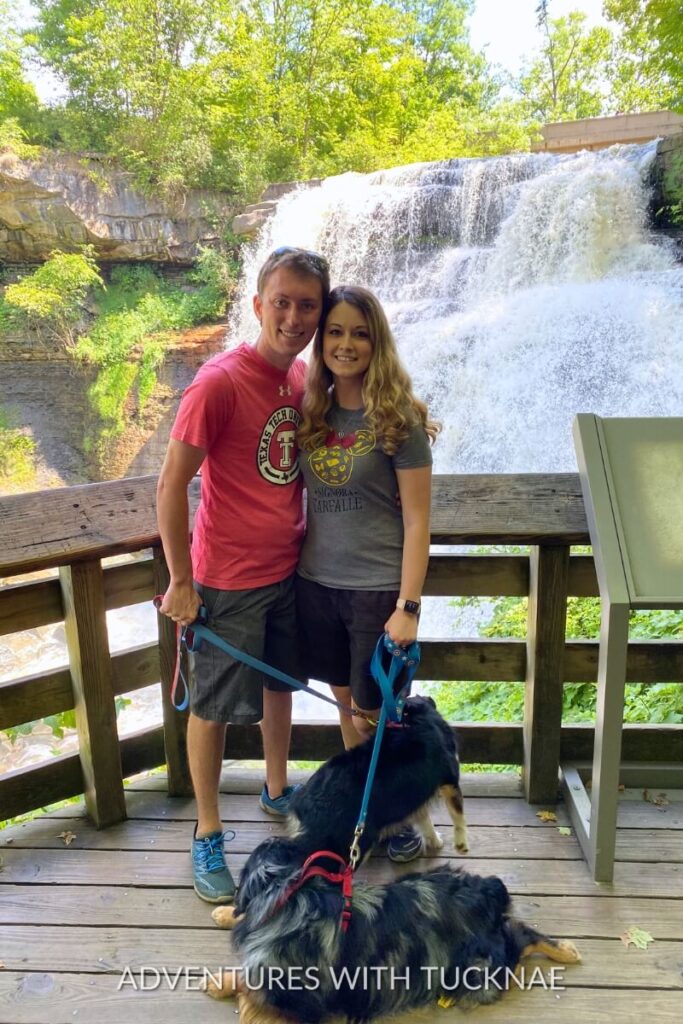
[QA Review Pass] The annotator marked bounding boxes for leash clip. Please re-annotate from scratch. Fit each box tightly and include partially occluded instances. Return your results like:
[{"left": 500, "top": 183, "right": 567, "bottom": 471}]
[{"left": 349, "top": 825, "right": 364, "bottom": 870}]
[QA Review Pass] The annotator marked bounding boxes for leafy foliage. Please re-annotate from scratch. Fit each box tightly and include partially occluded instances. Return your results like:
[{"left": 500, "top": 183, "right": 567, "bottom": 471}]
[
  {"left": 0, "top": 407, "right": 37, "bottom": 487},
  {"left": 76, "top": 253, "right": 235, "bottom": 434},
  {"left": 1, "top": 245, "right": 236, "bottom": 459},
  {"left": 428, "top": 580, "right": 683, "bottom": 727},
  {"left": 516, "top": 6, "right": 612, "bottom": 129},
  {"left": 604, "top": 0, "right": 683, "bottom": 113},
  {"left": 22, "top": 0, "right": 523, "bottom": 197},
  {"left": 1, "top": 247, "right": 102, "bottom": 346},
  {"left": 0, "top": 0, "right": 677, "bottom": 200}
]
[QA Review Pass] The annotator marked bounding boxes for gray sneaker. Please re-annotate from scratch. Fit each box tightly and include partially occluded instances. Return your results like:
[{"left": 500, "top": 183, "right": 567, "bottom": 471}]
[
  {"left": 387, "top": 826, "right": 424, "bottom": 863},
  {"left": 259, "top": 783, "right": 301, "bottom": 818},
  {"left": 191, "top": 826, "right": 236, "bottom": 903}
]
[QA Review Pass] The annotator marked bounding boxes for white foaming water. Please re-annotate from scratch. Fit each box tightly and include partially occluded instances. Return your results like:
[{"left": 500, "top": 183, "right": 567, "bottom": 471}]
[{"left": 231, "top": 142, "right": 683, "bottom": 473}]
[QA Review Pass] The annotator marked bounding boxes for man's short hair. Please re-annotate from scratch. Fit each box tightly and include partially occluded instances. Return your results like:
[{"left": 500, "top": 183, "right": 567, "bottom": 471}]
[{"left": 257, "top": 247, "right": 330, "bottom": 302}]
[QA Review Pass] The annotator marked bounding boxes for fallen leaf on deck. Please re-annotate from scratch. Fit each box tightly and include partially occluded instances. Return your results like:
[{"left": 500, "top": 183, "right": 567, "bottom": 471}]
[
  {"left": 652, "top": 793, "right": 669, "bottom": 807},
  {"left": 57, "top": 831, "right": 77, "bottom": 846},
  {"left": 536, "top": 810, "right": 557, "bottom": 823},
  {"left": 620, "top": 926, "right": 654, "bottom": 950},
  {"left": 558, "top": 826, "right": 572, "bottom": 836}
]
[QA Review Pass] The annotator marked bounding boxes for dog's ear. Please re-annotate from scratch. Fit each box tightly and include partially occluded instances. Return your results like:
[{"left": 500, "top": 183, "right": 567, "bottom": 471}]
[{"left": 426, "top": 695, "right": 437, "bottom": 709}]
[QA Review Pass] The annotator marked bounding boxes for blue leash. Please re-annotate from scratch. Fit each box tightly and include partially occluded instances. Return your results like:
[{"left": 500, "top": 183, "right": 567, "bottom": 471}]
[
  {"left": 155, "top": 596, "right": 421, "bottom": 870},
  {"left": 155, "top": 599, "right": 376, "bottom": 722},
  {"left": 348, "top": 634, "right": 421, "bottom": 869}
]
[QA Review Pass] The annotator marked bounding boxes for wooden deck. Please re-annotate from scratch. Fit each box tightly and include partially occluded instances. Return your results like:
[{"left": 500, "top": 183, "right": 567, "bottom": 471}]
[{"left": 1, "top": 768, "right": 682, "bottom": 1024}]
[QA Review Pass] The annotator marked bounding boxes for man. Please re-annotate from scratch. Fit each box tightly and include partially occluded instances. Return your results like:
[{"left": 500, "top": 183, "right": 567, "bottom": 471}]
[{"left": 157, "top": 247, "right": 330, "bottom": 903}]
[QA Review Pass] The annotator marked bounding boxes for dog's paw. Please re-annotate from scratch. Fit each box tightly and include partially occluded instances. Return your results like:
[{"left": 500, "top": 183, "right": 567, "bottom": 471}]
[
  {"left": 212, "top": 905, "right": 241, "bottom": 929},
  {"left": 425, "top": 830, "right": 444, "bottom": 852},
  {"left": 557, "top": 940, "right": 582, "bottom": 964},
  {"left": 455, "top": 826, "right": 469, "bottom": 854},
  {"left": 202, "top": 970, "right": 239, "bottom": 1000}
]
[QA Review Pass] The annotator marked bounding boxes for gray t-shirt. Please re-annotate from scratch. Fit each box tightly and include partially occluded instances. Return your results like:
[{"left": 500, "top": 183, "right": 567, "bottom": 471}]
[{"left": 298, "top": 406, "right": 432, "bottom": 590}]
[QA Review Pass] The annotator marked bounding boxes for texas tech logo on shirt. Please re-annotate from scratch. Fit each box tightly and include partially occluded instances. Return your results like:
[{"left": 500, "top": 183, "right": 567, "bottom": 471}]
[{"left": 257, "top": 406, "right": 302, "bottom": 485}]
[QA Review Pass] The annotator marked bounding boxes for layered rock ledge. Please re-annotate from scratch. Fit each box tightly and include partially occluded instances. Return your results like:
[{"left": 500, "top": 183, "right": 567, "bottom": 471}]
[{"left": 0, "top": 150, "right": 234, "bottom": 263}]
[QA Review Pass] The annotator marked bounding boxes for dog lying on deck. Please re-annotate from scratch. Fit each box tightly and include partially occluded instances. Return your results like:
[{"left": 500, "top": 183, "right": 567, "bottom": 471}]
[
  {"left": 287, "top": 695, "right": 469, "bottom": 862},
  {"left": 206, "top": 840, "right": 581, "bottom": 1023}
]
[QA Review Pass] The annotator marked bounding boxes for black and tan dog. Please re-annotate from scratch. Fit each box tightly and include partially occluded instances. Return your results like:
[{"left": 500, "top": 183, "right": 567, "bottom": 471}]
[
  {"left": 207, "top": 839, "right": 580, "bottom": 1022},
  {"left": 287, "top": 695, "right": 469, "bottom": 861}
]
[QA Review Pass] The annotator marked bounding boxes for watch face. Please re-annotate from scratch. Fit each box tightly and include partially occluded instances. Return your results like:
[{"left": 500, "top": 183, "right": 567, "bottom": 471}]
[{"left": 403, "top": 600, "right": 420, "bottom": 615}]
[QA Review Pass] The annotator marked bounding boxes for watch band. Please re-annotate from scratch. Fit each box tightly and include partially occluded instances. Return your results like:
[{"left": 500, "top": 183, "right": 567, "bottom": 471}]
[{"left": 396, "top": 598, "right": 421, "bottom": 615}]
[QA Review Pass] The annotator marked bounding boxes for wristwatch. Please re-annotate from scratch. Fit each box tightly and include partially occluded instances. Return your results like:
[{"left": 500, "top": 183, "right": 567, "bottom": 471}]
[{"left": 396, "top": 598, "right": 421, "bottom": 615}]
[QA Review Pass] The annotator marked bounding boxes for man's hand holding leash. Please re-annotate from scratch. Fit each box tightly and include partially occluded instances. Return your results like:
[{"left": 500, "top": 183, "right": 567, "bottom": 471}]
[{"left": 159, "top": 580, "right": 201, "bottom": 627}]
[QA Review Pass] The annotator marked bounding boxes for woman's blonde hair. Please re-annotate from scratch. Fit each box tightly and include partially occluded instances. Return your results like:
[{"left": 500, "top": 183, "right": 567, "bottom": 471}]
[{"left": 298, "top": 285, "right": 440, "bottom": 455}]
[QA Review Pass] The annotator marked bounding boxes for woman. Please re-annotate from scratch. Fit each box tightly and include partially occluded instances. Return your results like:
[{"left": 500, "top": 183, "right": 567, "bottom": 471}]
[{"left": 296, "top": 284, "right": 439, "bottom": 863}]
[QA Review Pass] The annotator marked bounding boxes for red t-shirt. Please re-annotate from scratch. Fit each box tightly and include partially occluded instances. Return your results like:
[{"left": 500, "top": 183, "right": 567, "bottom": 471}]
[{"left": 171, "top": 343, "right": 307, "bottom": 589}]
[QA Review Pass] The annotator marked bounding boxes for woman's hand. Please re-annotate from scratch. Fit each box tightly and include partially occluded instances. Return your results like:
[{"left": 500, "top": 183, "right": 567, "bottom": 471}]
[
  {"left": 384, "top": 607, "right": 418, "bottom": 647},
  {"left": 159, "top": 581, "right": 201, "bottom": 627}
]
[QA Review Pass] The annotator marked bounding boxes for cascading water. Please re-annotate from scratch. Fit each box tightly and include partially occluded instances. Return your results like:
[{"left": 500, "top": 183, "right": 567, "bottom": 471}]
[{"left": 232, "top": 142, "right": 683, "bottom": 473}]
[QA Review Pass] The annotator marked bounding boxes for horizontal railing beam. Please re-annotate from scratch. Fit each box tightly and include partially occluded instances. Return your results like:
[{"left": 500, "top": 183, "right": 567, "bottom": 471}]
[
  {"left": 419, "top": 638, "right": 683, "bottom": 685},
  {"left": 2, "top": 637, "right": 682, "bottom": 735},
  {"left": 0, "top": 642, "right": 160, "bottom": 731},
  {"left": 0, "top": 726, "right": 165, "bottom": 822},
  {"left": 4, "top": 721, "right": 680, "bottom": 822},
  {"left": 0, "top": 553, "right": 600, "bottom": 638},
  {"left": 0, "top": 473, "right": 588, "bottom": 576}
]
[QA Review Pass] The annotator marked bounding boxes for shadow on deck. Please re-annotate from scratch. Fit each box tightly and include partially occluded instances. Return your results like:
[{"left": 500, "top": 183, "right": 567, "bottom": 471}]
[{"left": 1, "top": 768, "right": 682, "bottom": 1023}]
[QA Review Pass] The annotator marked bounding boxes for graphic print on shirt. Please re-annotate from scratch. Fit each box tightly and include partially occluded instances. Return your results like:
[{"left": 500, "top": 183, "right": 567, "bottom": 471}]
[
  {"left": 309, "top": 430, "right": 376, "bottom": 486},
  {"left": 257, "top": 406, "right": 302, "bottom": 485}
]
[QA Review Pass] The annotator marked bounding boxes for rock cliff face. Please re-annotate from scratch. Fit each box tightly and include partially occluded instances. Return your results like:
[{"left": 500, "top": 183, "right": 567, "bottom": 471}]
[
  {"left": 0, "top": 323, "right": 227, "bottom": 487},
  {"left": 0, "top": 150, "right": 234, "bottom": 263}
]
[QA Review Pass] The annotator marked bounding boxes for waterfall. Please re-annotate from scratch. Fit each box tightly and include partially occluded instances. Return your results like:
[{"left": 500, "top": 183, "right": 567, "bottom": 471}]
[{"left": 231, "top": 143, "right": 683, "bottom": 472}]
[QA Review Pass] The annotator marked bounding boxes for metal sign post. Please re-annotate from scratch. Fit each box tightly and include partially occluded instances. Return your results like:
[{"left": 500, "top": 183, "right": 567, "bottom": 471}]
[{"left": 568, "top": 415, "right": 683, "bottom": 882}]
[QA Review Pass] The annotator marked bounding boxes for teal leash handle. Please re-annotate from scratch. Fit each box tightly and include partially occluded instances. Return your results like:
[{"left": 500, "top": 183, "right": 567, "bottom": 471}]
[
  {"left": 349, "top": 633, "right": 422, "bottom": 868},
  {"left": 369, "top": 633, "right": 421, "bottom": 722}
]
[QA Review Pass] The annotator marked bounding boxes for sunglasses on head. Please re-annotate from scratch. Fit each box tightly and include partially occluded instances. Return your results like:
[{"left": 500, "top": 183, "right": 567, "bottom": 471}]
[{"left": 271, "top": 246, "right": 328, "bottom": 273}]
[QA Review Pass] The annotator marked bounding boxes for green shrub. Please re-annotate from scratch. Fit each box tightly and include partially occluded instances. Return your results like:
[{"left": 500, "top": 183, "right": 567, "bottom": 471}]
[
  {"left": 0, "top": 117, "right": 41, "bottom": 159},
  {"left": 428, "top": 588, "right": 683, "bottom": 726},
  {"left": 76, "top": 253, "right": 235, "bottom": 434},
  {"left": 2, "top": 247, "right": 102, "bottom": 347},
  {"left": 0, "top": 408, "right": 36, "bottom": 487}
]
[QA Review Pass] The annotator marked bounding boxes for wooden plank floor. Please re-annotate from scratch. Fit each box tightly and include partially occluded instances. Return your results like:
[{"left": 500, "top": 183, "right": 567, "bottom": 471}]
[{"left": 1, "top": 767, "right": 682, "bottom": 1024}]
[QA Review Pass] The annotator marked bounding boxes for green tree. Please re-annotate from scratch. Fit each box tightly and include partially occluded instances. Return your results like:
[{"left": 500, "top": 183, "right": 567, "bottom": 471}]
[
  {"left": 0, "top": 4, "right": 42, "bottom": 139},
  {"left": 516, "top": 3, "right": 612, "bottom": 127},
  {"left": 0, "top": 0, "right": 517, "bottom": 191},
  {"left": 604, "top": 0, "right": 683, "bottom": 113},
  {"left": 28, "top": 0, "right": 222, "bottom": 194},
  {"left": 25, "top": 0, "right": 516, "bottom": 195}
]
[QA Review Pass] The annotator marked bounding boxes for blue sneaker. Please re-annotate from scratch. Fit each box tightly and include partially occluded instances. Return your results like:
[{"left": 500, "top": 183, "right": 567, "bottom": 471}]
[
  {"left": 387, "top": 826, "right": 424, "bottom": 864},
  {"left": 259, "top": 783, "right": 300, "bottom": 818},
  {"left": 191, "top": 826, "right": 235, "bottom": 903}
]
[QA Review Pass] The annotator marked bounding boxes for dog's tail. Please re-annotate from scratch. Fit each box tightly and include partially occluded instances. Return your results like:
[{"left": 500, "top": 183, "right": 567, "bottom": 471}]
[{"left": 507, "top": 918, "right": 582, "bottom": 964}]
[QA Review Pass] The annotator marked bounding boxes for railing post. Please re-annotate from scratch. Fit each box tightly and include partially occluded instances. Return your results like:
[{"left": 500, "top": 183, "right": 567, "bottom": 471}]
[
  {"left": 59, "top": 559, "right": 127, "bottom": 826},
  {"left": 153, "top": 547, "right": 192, "bottom": 796},
  {"left": 523, "top": 544, "right": 570, "bottom": 803}
]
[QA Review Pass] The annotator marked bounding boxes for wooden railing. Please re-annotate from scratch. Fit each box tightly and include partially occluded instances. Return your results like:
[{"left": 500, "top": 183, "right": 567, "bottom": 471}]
[{"left": 1, "top": 474, "right": 681, "bottom": 826}]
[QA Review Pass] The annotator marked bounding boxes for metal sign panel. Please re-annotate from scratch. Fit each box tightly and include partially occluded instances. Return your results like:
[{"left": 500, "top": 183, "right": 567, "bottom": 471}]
[{"left": 574, "top": 416, "right": 683, "bottom": 608}]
